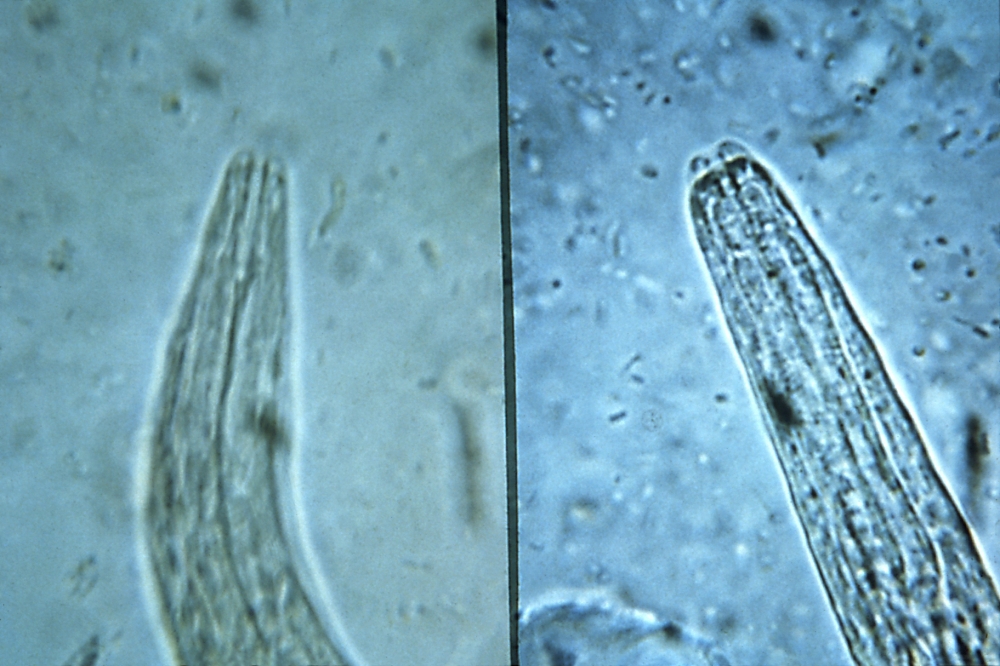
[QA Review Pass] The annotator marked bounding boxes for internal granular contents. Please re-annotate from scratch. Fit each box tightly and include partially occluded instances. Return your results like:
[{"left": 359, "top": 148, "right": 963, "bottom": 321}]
[
  {"left": 139, "top": 152, "right": 347, "bottom": 665},
  {"left": 686, "top": 140, "right": 1000, "bottom": 665}
]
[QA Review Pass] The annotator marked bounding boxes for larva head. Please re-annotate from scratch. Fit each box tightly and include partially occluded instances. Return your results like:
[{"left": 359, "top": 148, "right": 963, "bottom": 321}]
[
  {"left": 687, "top": 140, "right": 759, "bottom": 246},
  {"left": 695, "top": 141, "right": 796, "bottom": 243}
]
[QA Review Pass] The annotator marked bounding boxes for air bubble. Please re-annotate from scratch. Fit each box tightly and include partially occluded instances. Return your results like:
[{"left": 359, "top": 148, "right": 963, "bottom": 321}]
[{"left": 747, "top": 12, "right": 778, "bottom": 43}]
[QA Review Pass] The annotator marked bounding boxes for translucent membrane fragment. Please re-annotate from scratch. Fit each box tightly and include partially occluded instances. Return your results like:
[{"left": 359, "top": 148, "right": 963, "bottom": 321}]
[
  {"left": 686, "top": 140, "right": 1000, "bottom": 665},
  {"left": 140, "top": 152, "right": 346, "bottom": 665},
  {"left": 519, "top": 590, "right": 729, "bottom": 666}
]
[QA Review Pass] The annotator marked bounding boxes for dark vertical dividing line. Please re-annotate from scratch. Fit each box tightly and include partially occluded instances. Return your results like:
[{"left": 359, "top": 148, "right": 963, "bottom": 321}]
[
  {"left": 996, "top": 7, "right": 1000, "bottom": 99},
  {"left": 495, "top": 0, "right": 518, "bottom": 663}
]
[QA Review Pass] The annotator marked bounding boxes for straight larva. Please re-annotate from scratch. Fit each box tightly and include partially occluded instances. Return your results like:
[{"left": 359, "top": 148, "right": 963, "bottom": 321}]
[
  {"left": 686, "top": 140, "right": 1000, "bottom": 665},
  {"left": 140, "top": 152, "right": 346, "bottom": 665}
]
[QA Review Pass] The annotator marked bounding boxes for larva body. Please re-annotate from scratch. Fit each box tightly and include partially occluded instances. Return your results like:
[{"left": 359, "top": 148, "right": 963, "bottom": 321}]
[
  {"left": 140, "top": 152, "right": 346, "bottom": 665},
  {"left": 687, "top": 140, "right": 1000, "bottom": 665}
]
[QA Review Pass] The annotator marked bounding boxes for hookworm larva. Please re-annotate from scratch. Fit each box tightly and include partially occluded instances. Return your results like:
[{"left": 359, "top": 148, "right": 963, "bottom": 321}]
[
  {"left": 686, "top": 140, "right": 1000, "bottom": 665},
  {"left": 139, "top": 151, "right": 347, "bottom": 665}
]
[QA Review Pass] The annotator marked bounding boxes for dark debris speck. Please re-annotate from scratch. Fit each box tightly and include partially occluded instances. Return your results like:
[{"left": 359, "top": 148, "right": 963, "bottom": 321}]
[
  {"left": 748, "top": 13, "right": 778, "bottom": 43},
  {"left": 662, "top": 621, "right": 683, "bottom": 641},
  {"left": 473, "top": 25, "right": 496, "bottom": 59},
  {"left": 230, "top": 0, "right": 259, "bottom": 24},
  {"left": 543, "top": 641, "right": 576, "bottom": 666},
  {"left": 161, "top": 93, "right": 182, "bottom": 113},
  {"left": 931, "top": 47, "right": 964, "bottom": 82},
  {"left": 47, "top": 238, "right": 75, "bottom": 274},
  {"left": 25, "top": 0, "right": 59, "bottom": 31},
  {"left": 939, "top": 129, "right": 961, "bottom": 150},
  {"left": 542, "top": 45, "right": 556, "bottom": 67},
  {"left": 190, "top": 60, "right": 222, "bottom": 90}
]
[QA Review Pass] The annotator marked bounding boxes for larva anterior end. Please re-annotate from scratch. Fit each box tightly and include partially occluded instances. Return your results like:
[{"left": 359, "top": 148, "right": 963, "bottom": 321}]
[
  {"left": 138, "top": 151, "right": 349, "bottom": 665},
  {"left": 686, "top": 139, "right": 1000, "bottom": 665}
]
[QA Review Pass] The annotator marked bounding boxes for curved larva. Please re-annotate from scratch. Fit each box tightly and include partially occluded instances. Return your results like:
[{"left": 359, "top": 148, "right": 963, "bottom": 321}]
[
  {"left": 138, "top": 152, "right": 348, "bottom": 665},
  {"left": 686, "top": 140, "right": 1000, "bottom": 665}
]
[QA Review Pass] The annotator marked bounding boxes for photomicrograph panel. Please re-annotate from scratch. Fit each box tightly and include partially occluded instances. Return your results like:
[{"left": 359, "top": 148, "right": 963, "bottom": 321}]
[
  {"left": 0, "top": 1, "right": 504, "bottom": 664},
  {"left": 509, "top": 0, "right": 1000, "bottom": 664}
]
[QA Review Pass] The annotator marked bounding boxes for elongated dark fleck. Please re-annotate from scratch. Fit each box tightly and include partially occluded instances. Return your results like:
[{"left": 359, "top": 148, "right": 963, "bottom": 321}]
[
  {"left": 61, "top": 634, "right": 99, "bottom": 666},
  {"left": 686, "top": 139, "right": 1000, "bottom": 665}
]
